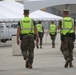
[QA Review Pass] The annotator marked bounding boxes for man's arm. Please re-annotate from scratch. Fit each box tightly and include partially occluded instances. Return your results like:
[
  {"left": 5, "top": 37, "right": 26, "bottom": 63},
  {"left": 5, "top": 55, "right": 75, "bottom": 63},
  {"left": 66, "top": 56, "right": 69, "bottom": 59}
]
[
  {"left": 16, "top": 22, "right": 21, "bottom": 45},
  {"left": 42, "top": 26, "right": 44, "bottom": 34},
  {"left": 33, "top": 20, "right": 39, "bottom": 42},
  {"left": 56, "top": 26, "right": 57, "bottom": 32},
  {"left": 34, "top": 26, "right": 39, "bottom": 42},
  {"left": 58, "top": 20, "right": 62, "bottom": 30},
  {"left": 74, "top": 20, "right": 76, "bottom": 32}
]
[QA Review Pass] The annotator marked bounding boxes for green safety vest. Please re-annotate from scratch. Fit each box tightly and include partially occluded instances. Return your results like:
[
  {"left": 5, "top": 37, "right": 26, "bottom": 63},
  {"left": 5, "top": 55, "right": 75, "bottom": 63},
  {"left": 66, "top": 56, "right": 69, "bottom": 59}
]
[
  {"left": 49, "top": 24, "right": 56, "bottom": 34},
  {"left": 36, "top": 24, "right": 43, "bottom": 32},
  {"left": 20, "top": 17, "right": 34, "bottom": 34},
  {"left": 61, "top": 17, "right": 74, "bottom": 35}
]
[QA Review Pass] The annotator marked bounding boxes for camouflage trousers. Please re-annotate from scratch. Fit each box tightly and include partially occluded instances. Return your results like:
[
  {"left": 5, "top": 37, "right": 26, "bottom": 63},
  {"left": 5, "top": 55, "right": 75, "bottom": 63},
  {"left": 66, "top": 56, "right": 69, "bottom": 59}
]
[
  {"left": 20, "top": 34, "right": 35, "bottom": 64},
  {"left": 38, "top": 32, "right": 43, "bottom": 46},
  {"left": 50, "top": 34, "right": 56, "bottom": 44},
  {"left": 60, "top": 37, "right": 74, "bottom": 61}
]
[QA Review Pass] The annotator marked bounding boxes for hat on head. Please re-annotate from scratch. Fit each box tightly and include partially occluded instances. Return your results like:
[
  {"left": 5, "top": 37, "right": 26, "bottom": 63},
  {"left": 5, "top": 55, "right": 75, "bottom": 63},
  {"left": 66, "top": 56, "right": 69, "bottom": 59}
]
[
  {"left": 63, "top": 9, "right": 69, "bottom": 14},
  {"left": 51, "top": 21, "right": 54, "bottom": 23},
  {"left": 63, "top": 9, "right": 69, "bottom": 12},
  {"left": 24, "top": 9, "right": 29, "bottom": 13}
]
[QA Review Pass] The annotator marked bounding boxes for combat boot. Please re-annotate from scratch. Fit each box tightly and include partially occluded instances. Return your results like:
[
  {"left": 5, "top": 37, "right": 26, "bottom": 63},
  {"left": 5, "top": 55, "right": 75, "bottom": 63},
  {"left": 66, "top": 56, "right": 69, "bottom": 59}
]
[
  {"left": 53, "top": 43, "right": 55, "bottom": 48},
  {"left": 52, "top": 45, "right": 54, "bottom": 48},
  {"left": 64, "top": 61, "right": 68, "bottom": 68},
  {"left": 29, "top": 63, "right": 32, "bottom": 69},
  {"left": 25, "top": 58, "right": 29, "bottom": 68},
  {"left": 52, "top": 42, "right": 55, "bottom": 48},
  {"left": 40, "top": 45, "right": 42, "bottom": 49},
  {"left": 36, "top": 45, "right": 39, "bottom": 49},
  {"left": 24, "top": 57, "right": 26, "bottom": 60},
  {"left": 64, "top": 58, "right": 70, "bottom": 68},
  {"left": 69, "top": 62, "right": 73, "bottom": 67}
]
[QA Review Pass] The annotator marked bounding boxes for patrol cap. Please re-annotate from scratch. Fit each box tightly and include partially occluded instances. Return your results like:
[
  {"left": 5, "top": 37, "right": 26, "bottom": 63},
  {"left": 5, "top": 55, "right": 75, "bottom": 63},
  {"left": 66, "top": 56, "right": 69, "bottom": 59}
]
[
  {"left": 63, "top": 9, "right": 69, "bottom": 12},
  {"left": 38, "top": 21, "right": 41, "bottom": 24},
  {"left": 63, "top": 9, "right": 69, "bottom": 14},
  {"left": 51, "top": 20, "right": 54, "bottom": 23},
  {"left": 24, "top": 9, "right": 29, "bottom": 13}
]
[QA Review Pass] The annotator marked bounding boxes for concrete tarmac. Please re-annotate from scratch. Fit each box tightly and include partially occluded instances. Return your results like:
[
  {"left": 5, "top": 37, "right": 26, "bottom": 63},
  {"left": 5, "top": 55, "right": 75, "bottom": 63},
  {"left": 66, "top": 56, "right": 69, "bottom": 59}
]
[{"left": 0, "top": 34, "right": 76, "bottom": 75}]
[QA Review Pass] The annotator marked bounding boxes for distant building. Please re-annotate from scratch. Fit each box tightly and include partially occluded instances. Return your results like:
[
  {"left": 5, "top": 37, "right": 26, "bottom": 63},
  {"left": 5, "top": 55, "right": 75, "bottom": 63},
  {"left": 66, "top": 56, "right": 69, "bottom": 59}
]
[{"left": 46, "top": 7, "right": 76, "bottom": 19}]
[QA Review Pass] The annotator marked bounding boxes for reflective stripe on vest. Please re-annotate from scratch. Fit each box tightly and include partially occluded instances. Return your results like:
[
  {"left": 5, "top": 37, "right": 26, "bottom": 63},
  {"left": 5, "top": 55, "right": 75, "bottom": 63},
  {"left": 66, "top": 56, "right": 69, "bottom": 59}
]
[
  {"left": 20, "top": 17, "right": 34, "bottom": 34},
  {"left": 61, "top": 17, "right": 74, "bottom": 35},
  {"left": 49, "top": 24, "right": 56, "bottom": 34},
  {"left": 36, "top": 24, "right": 43, "bottom": 32}
]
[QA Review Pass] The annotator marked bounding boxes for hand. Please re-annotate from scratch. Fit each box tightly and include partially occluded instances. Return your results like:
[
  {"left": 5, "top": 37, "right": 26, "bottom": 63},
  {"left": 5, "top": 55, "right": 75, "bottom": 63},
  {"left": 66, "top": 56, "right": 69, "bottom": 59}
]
[
  {"left": 36, "top": 36, "right": 39, "bottom": 43},
  {"left": 17, "top": 39, "right": 20, "bottom": 45}
]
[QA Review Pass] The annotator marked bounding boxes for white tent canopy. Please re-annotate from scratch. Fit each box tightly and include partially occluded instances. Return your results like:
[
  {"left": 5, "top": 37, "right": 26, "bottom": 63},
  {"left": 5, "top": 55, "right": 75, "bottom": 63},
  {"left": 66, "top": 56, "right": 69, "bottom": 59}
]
[
  {"left": 0, "top": 1, "right": 23, "bottom": 21},
  {"left": 0, "top": 1, "right": 62, "bottom": 22},
  {"left": 29, "top": 10, "right": 63, "bottom": 21}
]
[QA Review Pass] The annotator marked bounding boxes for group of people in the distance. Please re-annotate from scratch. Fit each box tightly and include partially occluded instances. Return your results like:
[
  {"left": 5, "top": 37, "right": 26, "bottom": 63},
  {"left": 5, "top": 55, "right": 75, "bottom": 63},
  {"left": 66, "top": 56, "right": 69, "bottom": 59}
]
[{"left": 35, "top": 20, "right": 57, "bottom": 49}]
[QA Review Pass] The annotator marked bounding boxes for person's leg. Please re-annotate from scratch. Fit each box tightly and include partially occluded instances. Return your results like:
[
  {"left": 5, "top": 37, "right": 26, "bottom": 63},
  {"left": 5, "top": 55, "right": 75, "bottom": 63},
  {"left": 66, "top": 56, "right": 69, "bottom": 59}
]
[
  {"left": 28, "top": 48, "right": 34, "bottom": 68},
  {"left": 60, "top": 37, "right": 70, "bottom": 68},
  {"left": 28, "top": 35, "right": 35, "bottom": 69},
  {"left": 68, "top": 37, "right": 74, "bottom": 67},
  {"left": 51, "top": 35, "right": 55, "bottom": 48},
  {"left": 39, "top": 33, "right": 43, "bottom": 48},
  {"left": 52, "top": 40, "right": 54, "bottom": 48},
  {"left": 20, "top": 35, "right": 29, "bottom": 60},
  {"left": 20, "top": 35, "right": 29, "bottom": 68},
  {"left": 51, "top": 35, "right": 53, "bottom": 48},
  {"left": 40, "top": 37, "right": 42, "bottom": 48},
  {"left": 53, "top": 35, "right": 56, "bottom": 48},
  {"left": 36, "top": 33, "right": 39, "bottom": 49},
  {"left": 36, "top": 41, "right": 39, "bottom": 49}
]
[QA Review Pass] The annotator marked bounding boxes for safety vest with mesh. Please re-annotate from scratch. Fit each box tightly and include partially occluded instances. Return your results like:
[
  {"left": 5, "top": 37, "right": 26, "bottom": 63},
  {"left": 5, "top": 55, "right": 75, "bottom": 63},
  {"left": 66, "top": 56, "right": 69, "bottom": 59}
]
[
  {"left": 20, "top": 17, "right": 34, "bottom": 34},
  {"left": 49, "top": 24, "right": 56, "bottom": 34},
  {"left": 36, "top": 24, "right": 43, "bottom": 32},
  {"left": 61, "top": 17, "right": 74, "bottom": 35}
]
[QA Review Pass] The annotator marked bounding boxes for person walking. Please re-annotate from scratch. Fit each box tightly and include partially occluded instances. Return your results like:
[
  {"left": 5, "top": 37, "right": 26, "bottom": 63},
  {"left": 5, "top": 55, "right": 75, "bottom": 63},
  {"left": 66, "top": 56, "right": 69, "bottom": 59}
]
[
  {"left": 36, "top": 21, "right": 44, "bottom": 49},
  {"left": 49, "top": 21, "right": 57, "bottom": 48},
  {"left": 16, "top": 10, "right": 39, "bottom": 69},
  {"left": 58, "top": 9, "right": 75, "bottom": 68}
]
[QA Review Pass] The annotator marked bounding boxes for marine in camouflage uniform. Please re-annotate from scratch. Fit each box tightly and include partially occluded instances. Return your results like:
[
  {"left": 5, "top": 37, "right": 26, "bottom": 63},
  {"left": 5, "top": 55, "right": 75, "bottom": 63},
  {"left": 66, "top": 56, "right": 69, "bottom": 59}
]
[
  {"left": 16, "top": 10, "right": 39, "bottom": 69},
  {"left": 36, "top": 21, "right": 44, "bottom": 49},
  {"left": 58, "top": 9, "right": 75, "bottom": 68},
  {"left": 49, "top": 21, "right": 57, "bottom": 48}
]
